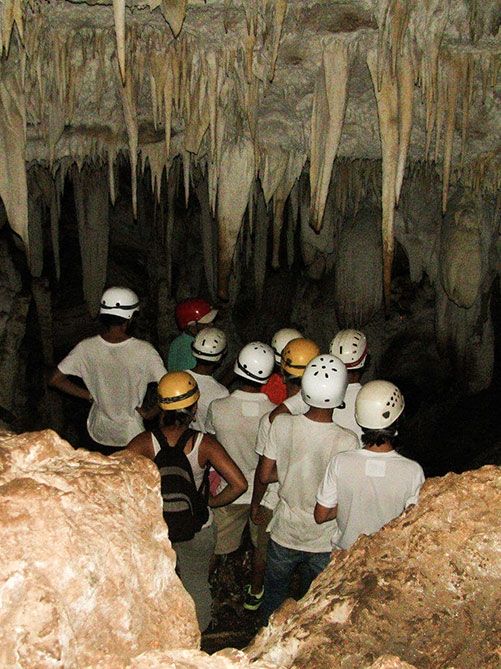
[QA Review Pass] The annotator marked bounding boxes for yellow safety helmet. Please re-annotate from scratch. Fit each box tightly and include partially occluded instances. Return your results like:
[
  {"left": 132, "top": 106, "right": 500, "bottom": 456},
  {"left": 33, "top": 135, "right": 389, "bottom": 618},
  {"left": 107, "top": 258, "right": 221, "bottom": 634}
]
[
  {"left": 157, "top": 372, "right": 200, "bottom": 411},
  {"left": 281, "top": 338, "right": 320, "bottom": 378}
]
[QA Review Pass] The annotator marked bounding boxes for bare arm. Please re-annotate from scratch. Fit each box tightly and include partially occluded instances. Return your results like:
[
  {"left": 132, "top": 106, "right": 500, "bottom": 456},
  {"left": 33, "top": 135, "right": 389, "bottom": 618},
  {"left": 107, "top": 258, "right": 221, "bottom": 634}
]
[
  {"left": 250, "top": 455, "right": 270, "bottom": 524},
  {"left": 123, "top": 431, "right": 155, "bottom": 460},
  {"left": 259, "top": 456, "right": 278, "bottom": 484},
  {"left": 199, "top": 435, "right": 247, "bottom": 507},
  {"left": 314, "top": 502, "right": 338, "bottom": 524},
  {"left": 49, "top": 368, "right": 92, "bottom": 402},
  {"left": 269, "top": 403, "right": 290, "bottom": 424}
]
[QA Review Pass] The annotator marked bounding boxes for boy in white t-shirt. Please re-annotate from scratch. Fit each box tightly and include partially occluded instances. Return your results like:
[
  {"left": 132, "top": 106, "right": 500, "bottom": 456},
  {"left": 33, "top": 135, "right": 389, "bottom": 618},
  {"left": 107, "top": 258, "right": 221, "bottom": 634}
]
[
  {"left": 315, "top": 381, "right": 425, "bottom": 551},
  {"left": 206, "top": 342, "right": 275, "bottom": 603},
  {"left": 187, "top": 327, "right": 229, "bottom": 432},
  {"left": 259, "top": 354, "right": 358, "bottom": 624},
  {"left": 50, "top": 287, "right": 166, "bottom": 454}
]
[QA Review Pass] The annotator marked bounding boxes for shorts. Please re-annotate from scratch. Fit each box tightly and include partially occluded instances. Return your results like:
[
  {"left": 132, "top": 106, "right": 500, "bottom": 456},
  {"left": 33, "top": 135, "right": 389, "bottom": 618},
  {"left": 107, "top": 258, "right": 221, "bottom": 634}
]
[{"left": 213, "top": 504, "right": 273, "bottom": 561}]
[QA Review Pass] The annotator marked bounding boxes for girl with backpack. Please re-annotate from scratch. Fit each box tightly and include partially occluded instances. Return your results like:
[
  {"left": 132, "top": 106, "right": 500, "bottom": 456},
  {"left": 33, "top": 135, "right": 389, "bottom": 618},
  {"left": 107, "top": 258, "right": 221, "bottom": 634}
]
[{"left": 126, "top": 371, "right": 247, "bottom": 632}]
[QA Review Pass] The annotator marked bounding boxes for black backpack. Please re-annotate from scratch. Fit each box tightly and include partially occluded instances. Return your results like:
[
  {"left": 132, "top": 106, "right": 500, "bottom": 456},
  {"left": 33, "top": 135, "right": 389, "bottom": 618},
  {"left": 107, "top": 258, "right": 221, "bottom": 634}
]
[{"left": 153, "top": 427, "right": 209, "bottom": 543}]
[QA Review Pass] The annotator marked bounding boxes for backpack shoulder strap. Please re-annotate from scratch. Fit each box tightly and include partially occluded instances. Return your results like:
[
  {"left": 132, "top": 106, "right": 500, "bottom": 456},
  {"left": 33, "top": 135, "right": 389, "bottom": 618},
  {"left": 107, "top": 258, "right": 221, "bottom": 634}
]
[
  {"left": 174, "top": 428, "right": 195, "bottom": 452},
  {"left": 152, "top": 427, "right": 171, "bottom": 451}
]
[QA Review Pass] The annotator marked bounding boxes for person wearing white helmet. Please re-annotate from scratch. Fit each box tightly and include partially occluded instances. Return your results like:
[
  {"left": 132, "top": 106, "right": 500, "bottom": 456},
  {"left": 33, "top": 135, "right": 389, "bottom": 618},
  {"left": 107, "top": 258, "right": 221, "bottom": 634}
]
[
  {"left": 205, "top": 342, "right": 275, "bottom": 594},
  {"left": 315, "top": 380, "right": 424, "bottom": 551},
  {"left": 258, "top": 354, "right": 358, "bottom": 624},
  {"left": 188, "top": 327, "right": 229, "bottom": 432},
  {"left": 50, "top": 287, "right": 167, "bottom": 454},
  {"left": 260, "top": 328, "right": 302, "bottom": 405},
  {"left": 329, "top": 329, "right": 368, "bottom": 442}
]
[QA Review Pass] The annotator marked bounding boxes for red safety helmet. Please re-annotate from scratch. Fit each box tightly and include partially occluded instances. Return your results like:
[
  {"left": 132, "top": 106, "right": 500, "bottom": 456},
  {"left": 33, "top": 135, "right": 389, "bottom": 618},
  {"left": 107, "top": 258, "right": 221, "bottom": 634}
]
[{"left": 175, "top": 298, "right": 218, "bottom": 330}]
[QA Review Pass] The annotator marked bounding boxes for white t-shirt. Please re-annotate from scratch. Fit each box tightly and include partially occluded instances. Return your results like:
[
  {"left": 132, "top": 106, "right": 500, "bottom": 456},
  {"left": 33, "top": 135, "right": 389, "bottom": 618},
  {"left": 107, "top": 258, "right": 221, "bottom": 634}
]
[
  {"left": 264, "top": 414, "right": 358, "bottom": 552},
  {"left": 316, "top": 449, "right": 425, "bottom": 550},
  {"left": 332, "top": 383, "right": 363, "bottom": 442},
  {"left": 58, "top": 335, "right": 166, "bottom": 446},
  {"left": 206, "top": 389, "right": 274, "bottom": 504},
  {"left": 283, "top": 391, "right": 308, "bottom": 415},
  {"left": 187, "top": 371, "right": 229, "bottom": 433}
]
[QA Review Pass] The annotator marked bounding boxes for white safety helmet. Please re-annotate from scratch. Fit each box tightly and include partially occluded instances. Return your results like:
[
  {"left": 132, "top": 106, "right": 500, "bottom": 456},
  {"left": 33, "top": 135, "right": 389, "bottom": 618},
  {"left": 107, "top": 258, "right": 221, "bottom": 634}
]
[
  {"left": 271, "top": 328, "right": 303, "bottom": 364},
  {"left": 355, "top": 380, "right": 404, "bottom": 429},
  {"left": 329, "top": 329, "right": 368, "bottom": 369},
  {"left": 100, "top": 287, "right": 139, "bottom": 319},
  {"left": 301, "top": 354, "right": 348, "bottom": 408},
  {"left": 234, "top": 342, "right": 275, "bottom": 385},
  {"left": 192, "top": 327, "right": 227, "bottom": 363}
]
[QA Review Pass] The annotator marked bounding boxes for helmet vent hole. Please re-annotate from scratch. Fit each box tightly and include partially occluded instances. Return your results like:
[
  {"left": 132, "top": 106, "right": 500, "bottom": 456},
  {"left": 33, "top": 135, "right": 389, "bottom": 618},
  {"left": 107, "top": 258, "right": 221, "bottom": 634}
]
[
  {"left": 382, "top": 410, "right": 390, "bottom": 419},
  {"left": 324, "top": 373, "right": 329, "bottom": 379}
]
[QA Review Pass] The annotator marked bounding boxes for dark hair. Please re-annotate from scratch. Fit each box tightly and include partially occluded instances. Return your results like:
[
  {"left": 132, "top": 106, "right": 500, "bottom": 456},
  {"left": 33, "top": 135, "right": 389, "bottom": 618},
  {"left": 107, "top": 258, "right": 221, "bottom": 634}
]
[
  {"left": 99, "top": 314, "right": 128, "bottom": 329},
  {"left": 284, "top": 375, "right": 301, "bottom": 388},
  {"left": 361, "top": 427, "right": 398, "bottom": 447},
  {"left": 160, "top": 408, "right": 194, "bottom": 428}
]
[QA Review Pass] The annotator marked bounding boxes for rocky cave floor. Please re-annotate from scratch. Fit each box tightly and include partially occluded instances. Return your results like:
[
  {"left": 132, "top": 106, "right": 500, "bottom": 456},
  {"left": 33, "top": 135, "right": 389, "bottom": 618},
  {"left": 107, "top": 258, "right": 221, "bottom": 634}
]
[{"left": 203, "top": 537, "right": 265, "bottom": 654}]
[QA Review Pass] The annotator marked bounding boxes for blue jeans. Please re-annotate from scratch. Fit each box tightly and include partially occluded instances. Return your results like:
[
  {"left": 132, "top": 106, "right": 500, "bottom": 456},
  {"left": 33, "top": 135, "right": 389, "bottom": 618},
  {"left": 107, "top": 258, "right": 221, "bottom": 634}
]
[{"left": 261, "top": 539, "right": 331, "bottom": 625}]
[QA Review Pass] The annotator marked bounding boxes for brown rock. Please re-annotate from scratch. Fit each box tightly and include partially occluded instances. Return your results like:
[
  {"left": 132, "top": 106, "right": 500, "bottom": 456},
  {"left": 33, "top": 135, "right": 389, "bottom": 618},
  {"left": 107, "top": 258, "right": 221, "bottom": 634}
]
[
  {"left": 246, "top": 466, "right": 501, "bottom": 669},
  {"left": 0, "top": 429, "right": 199, "bottom": 668}
]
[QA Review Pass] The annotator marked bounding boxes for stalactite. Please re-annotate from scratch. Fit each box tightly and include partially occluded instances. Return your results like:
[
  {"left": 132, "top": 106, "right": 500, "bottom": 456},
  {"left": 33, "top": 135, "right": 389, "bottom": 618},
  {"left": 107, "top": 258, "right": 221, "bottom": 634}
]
[
  {"left": 1, "top": 0, "right": 24, "bottom": 54},
  {"left": 268, "top": 0, "right": 287, "bottom": 82},
  {"left": 217, "top": 139, "right": 255, "bottom": 301},
  {"left": 286, "top": 180, "right": 299, "bottom": 268},
  {"left": 118, "top": 71, "right": 138, "bottom": 218},
  {"left": 441, "top": 55, "right": 462, "bottom": 213},
  {"left": 309, "top": 41, "right": 348, "bottom": 232},
  {"left": 0, "top": 57, "right": 28, "bottom": 247},
  {"left": 108, "top": 146, "right": 117, "bottom": 206},
  {"left": 271, "top": 152, "right": 305, "bottom": 269},
  {"left": 395, "top": 43, "right": 413, "bottom": 204},
  {"left": 110, "top": 9, "right": 127, "bottom": 85},
  {"left": 27, "top": 193, "right": 43, "bottom": 278},
  {"left": 367, "top": 49, "right": 398, "bottom": 313},
  {"left": 72, "top": 164, "right": 109, "bottom": 317},
  {"left": 157, "top": 0, "right": 187, "bottom": 38}
]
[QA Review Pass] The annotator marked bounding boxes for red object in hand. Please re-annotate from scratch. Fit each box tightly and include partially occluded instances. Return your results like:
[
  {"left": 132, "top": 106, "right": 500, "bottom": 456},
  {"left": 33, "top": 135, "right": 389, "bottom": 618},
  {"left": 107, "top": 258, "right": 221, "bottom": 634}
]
[
  {"left": 209, "top": 468, "right": 221, "bottom": 497},
  {"left": 261, "top": 372, "right": 287, "bottom": 405}
]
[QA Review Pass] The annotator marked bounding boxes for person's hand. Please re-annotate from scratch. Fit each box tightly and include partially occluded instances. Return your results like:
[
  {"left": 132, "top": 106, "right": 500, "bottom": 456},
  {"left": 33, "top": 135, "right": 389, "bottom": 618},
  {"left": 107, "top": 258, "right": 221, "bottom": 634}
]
[{"left": 250, "top": 504, "right": 268, "bottom": 526}]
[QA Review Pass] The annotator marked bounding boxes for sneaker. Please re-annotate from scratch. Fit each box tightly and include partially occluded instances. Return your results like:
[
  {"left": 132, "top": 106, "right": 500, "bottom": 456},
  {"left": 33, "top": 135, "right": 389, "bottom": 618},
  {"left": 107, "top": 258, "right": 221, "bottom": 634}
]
[{"left": 243, "top": 584, "right": 264, "bottom": 611}]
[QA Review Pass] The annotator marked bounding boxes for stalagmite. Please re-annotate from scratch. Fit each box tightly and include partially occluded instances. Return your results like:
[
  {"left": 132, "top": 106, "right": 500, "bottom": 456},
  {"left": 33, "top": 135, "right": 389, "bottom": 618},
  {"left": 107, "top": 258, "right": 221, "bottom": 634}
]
[
  {"left": 0, "top": 58, "right": 28, "bottom": 247},
  {"left": 112, "top": 0, "right": 126, "bottom": 85},
  {"left": 309, "top": 41, "right": 348, "bottom": 232},
  {"left": 368, "top": 48, "right": 399, "bottom": 312},
  {"left": 72, "top": 165, "right": 109, "bottom": 317},
  {"left": 217, "top": 139, "right": 255, "bottom": 301}
]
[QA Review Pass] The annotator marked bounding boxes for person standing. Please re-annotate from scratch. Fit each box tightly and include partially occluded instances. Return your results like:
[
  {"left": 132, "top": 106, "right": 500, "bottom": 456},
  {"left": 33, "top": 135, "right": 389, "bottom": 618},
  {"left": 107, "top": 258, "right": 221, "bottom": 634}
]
[
  {"left": 258, "top": 354, "right": 358, "bottom": 624},
  {"left": 260, "top": 328, "right": 302, "bottom": 405},
  {"left": 50, "top": 287, "right": 166, "bottom": 454},
  {"left": 168, "top": 298, "right": 218, "bottom": 372},
  {"left": 329, "top": 329, "right": 368, "bottom": 441},
  {"left": 125, "top": 371, "right": 247, "bottom": 632},
  {"left": 206, "top": 342, "right": 275, "bottom": 598},
  {"left": 315, "top": 380, "right": 425, "bottom": 550}
]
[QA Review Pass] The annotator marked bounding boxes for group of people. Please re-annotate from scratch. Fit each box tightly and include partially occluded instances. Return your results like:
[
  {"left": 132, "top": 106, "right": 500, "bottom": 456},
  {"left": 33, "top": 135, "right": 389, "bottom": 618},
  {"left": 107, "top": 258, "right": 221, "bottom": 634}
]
[{"left": 50, "top": 288, "right": 425, "bottom": 632}]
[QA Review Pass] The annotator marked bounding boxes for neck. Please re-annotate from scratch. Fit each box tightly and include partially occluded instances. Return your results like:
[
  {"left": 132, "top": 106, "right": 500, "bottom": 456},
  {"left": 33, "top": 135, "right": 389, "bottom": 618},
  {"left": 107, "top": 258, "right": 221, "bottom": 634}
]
[
  {"left": 240, "top": 383, "right": 261, "bottom": 393},
  {"left": 101, "top": 326, "right": 129, "bottom": 343},
  {"left": 305, "top": 406, "right": 334, "bottom": 423},
  {"left": 364, "top": 442, "right": 394, "bottom": 453},
  {"left": 193, "top": 361, "right": 215, "bottom": 376},
  {"left": 347, "top": 370, "right": 361, "bottom": 384}
]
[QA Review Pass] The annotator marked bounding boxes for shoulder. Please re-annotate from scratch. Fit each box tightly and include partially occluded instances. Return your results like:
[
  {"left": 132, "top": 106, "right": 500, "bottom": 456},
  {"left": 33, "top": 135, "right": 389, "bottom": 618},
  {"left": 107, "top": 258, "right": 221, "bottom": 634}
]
[{"left": 333, "top": 423, "right": 359, "bottom": 446}]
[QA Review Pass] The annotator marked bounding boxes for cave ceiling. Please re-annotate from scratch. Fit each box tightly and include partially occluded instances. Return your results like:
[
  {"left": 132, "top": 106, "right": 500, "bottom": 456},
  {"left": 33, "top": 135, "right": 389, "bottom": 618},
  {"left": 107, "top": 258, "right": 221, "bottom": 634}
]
[{"left": 0, "top": 0, "right": 499, "bottom": 302}]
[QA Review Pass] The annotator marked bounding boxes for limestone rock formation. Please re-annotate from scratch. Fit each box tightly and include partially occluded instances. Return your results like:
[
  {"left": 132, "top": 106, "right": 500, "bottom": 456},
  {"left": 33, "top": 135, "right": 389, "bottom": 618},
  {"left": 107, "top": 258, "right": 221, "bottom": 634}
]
[
  {"left": 0, "top": 429, "right": 199, "bottom": 668},
  {"left": 246, "top": 466, "right": 501, "bottom": 668}
]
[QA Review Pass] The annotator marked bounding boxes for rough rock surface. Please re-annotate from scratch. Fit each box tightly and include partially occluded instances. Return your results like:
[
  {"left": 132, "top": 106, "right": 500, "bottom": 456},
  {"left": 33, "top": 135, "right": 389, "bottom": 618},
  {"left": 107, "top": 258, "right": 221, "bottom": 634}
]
[
  {"left": 0, "top": 429, "right": 199, "bottom": 668},
  {"left": 246, "top": 466, "right": 501, "bottom": 669}
]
